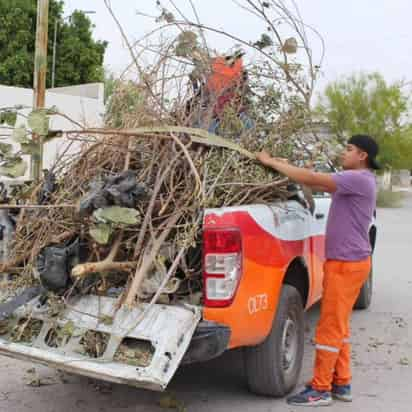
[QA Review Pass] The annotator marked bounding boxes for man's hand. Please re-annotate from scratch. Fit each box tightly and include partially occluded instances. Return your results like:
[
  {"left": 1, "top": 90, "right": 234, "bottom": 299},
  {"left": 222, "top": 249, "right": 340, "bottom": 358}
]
[
  {"left": 256, "top": 150, "right": 273, "bottom": 167},
  {"left": 256, "top": 151, "right": 288, "bottom": 168}
]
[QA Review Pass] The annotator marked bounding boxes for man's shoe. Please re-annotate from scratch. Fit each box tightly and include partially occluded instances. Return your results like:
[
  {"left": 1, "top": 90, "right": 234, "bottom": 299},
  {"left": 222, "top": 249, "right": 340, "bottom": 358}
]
[
  {"left": 287, "top": 386, "right": 333, "bottom": 407},
  {"left": 332, "top": 384, "right": 352, "bottom": 402}
]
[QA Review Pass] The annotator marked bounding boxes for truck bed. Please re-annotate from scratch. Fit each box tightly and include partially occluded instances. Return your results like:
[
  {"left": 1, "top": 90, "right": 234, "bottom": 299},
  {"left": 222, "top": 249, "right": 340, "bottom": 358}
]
[{"left": 0, "top": 294, "right": 201, "bottom": 391}]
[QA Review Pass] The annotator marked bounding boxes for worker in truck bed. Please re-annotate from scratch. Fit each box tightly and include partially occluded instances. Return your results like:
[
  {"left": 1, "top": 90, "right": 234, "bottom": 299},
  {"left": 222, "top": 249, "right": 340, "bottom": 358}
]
[
  {"left": 257, "top": 134, "right": 379, "bottom": 407},
  {"left": 185, "top": 51, "right": 254, "bottom": 134}
]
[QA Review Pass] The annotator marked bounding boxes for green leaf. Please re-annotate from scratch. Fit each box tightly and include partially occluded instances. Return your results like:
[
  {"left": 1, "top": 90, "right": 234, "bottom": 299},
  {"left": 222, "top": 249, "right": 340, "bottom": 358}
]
[
  {"left": 60, "top": 321, "right": 75, "bottom": 337},
  {"left": 175, "top": 31, "right": 198, "bottom": 58},
  {"left": 100, "top": 315, "right": 114, "bottom": 326},
  {"left": 21, "top": 141, "right": 40, "bottom": 155},
  {"left": 94, "top": 207, "right": 140, "bottom": 225},
  {"left": 254, "top": 33, "right": 273, "bottom": 50},
  {"left": 12, "top": 125, "right": 28, "bottom": 143},
  {"left": 0, "top": 111, "right": 17, "bottom": 126},
  {"left": 0, "top": 158, "right": 27, "bottom": 178},
  {"left": 0, "top": 143, "right": 13, "bottom": 155},
  {"left": 28, "top": 110, "right": 49, "bottom": 136},
  {"left": 89, "top": 223, "right": 112, "bottom": 245}
]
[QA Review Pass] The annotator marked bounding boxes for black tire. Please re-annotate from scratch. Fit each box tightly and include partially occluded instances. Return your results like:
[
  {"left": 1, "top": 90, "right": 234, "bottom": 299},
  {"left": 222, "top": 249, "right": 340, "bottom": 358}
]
[
  {"left": 354, "top": 266, "right": 373, "bottom": 310},
  {"left": 243, "top": 285, "right": 304, "bottom": 397}
]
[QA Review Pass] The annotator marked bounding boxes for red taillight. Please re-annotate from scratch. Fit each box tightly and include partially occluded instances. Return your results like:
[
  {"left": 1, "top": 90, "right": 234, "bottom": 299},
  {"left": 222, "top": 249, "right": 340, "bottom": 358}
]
[
  {"left": 203, "top": 228, "right": 242, "bottom": 308},
  {"left": 203, "top": 229, "right": 241, "bottom": 254}
]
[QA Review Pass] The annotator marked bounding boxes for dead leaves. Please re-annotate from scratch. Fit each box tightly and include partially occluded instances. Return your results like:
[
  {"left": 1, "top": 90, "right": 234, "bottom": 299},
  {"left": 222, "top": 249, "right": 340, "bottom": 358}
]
[
  {"left": 282, "top": 37, "right": 298, "bottom": 54},
  {"left": 159, "top": 393, "right": 187, "bottom": 412},
  {"left": 24, "top": 368, "right": 57, "bottom": 387}
]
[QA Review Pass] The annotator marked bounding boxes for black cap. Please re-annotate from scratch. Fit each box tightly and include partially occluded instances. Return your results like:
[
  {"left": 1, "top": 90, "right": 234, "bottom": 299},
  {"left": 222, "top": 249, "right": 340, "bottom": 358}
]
[{"left": 348, "top": 134, "right": 380, "bottom": 170}]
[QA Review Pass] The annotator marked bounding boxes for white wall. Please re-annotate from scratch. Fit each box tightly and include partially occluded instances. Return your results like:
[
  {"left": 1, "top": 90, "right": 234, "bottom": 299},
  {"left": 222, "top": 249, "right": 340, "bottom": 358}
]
[
  {"left": 0, "top": 83, "right": 104, "bottom": 181},
  {"left": 48, "top": 83, "right": 104, "bottom": 103}
]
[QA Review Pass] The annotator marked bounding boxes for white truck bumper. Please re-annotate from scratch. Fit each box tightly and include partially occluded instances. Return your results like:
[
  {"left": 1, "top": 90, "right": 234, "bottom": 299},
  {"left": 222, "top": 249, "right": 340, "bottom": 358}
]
[{"left": 0, "top": 295, "right": 201, "bottom": 391}]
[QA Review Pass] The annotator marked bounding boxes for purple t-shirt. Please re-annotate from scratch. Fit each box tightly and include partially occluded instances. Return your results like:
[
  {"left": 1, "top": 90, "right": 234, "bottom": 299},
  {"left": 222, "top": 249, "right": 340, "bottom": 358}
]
[{"left": 325, "top": 169, "right": 376, "bottom": 261}]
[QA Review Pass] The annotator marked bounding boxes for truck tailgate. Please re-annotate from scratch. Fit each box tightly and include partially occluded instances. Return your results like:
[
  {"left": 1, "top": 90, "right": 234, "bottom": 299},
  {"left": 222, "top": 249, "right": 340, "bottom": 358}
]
[{"left": 0, "top": 295, "right": 201, "bottom": 391}]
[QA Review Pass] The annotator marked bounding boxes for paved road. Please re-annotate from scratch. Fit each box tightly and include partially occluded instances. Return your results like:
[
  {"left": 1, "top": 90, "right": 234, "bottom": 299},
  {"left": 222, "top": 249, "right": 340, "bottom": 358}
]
[{"left": 0, "top": 196, "right": 411, "bottom": 412}]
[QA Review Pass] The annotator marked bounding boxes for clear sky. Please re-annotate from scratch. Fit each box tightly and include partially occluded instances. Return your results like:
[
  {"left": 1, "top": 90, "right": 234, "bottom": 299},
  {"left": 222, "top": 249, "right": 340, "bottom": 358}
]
[{"left": 63, "top": 1, "right": 412, "bottom": 94}]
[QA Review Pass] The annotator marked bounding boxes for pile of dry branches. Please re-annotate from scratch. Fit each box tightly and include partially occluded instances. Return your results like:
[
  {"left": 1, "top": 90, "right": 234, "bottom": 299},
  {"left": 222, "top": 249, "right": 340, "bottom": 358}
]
[
  {"left": 2, "top": 125, "right": 289, "bottom": 306},
  {"left": 1, "top": 1, "right": 337, "bottom": 309}
]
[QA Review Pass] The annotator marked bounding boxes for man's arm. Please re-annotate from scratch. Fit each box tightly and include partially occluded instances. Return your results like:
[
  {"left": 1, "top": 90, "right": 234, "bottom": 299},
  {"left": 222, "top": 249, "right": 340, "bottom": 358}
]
[{"left": 256, "top": 151, "right": 337, "bottom": 193}]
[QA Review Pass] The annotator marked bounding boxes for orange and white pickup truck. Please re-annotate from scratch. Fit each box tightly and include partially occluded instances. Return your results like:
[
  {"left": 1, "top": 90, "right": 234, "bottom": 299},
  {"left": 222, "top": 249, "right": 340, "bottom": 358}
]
[{"left": 0, "top": 192, "right": 376, "bottom": 397}]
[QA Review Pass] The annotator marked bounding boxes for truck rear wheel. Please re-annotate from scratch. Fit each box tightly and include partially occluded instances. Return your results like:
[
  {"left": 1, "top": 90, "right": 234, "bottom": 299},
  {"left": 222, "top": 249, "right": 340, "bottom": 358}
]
[
  {"left": 243, "top": 285, "right": 304, "bottom": 397},
  {"left": 354, "top": 266, "right": 373, "bottom": 310}
]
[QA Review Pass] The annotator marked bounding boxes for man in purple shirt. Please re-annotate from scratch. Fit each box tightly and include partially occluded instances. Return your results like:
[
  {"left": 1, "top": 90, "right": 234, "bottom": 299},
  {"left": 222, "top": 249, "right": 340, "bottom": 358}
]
[{"left": 257, "top": 134, "right": 379, "bottom": 407}]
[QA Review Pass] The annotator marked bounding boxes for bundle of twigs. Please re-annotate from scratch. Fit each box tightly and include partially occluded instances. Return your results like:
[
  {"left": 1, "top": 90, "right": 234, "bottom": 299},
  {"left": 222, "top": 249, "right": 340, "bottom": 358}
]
[
  {"left": 1, "top": 1, "right": 336, "bottom": 309},
  {"left": 2, "top": 124, "right": 290, "bottom": 306}
]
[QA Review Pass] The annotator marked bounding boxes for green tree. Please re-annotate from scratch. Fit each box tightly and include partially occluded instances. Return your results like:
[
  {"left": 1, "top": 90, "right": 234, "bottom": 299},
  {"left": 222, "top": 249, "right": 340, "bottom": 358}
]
[
  {"left": 0, "top": 0, "right": 107, "bottom": 88},
  {"left": 318, "top": 72, "right": 412, "bottom": 169}
]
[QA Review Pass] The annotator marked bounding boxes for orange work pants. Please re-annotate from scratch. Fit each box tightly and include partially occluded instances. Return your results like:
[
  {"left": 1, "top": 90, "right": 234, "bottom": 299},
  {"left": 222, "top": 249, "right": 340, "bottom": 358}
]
[{"left": 311, "top": 258, "right": 371, "bottom": 392}]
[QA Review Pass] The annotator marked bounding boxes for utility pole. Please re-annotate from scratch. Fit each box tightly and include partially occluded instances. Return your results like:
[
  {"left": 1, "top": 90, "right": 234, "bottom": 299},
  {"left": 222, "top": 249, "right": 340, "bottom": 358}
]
[
  {"left": 51, "top": 18, "right": 58, "bottom": 89},
  {"left": 32, "top": 0, "right": 49, "bottom": 181}
]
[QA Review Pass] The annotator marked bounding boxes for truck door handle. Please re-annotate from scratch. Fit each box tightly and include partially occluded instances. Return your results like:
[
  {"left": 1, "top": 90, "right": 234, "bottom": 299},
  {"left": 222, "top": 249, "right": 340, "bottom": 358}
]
[{"left": 315, "top": 213, "right": 325, "bottom": 220}]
